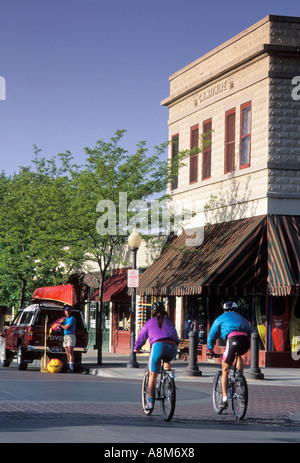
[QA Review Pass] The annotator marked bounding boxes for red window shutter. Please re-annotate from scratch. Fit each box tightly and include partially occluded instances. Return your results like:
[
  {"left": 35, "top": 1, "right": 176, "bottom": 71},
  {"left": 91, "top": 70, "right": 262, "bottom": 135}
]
[
  {"left": 191, "top": 126, "right": 199, "bottom": 148},
  {"left": 189, "top": 125, "right": 199, "bottom": 184},
  {"left": 190, "top": 155, "right": 198, "bottom": 183}
]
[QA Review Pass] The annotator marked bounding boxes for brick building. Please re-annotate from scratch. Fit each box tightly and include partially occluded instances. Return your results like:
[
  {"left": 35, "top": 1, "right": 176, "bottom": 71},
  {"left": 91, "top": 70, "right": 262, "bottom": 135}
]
[{"left": 138, "top": 15, "right": 300, "bottom": 367}]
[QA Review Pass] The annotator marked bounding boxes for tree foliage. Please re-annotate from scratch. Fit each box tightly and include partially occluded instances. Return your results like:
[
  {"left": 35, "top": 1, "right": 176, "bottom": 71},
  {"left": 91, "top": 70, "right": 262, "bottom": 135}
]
[
  {"left": 0, "top": 128, "right": 207, "bottom": 310},
  {"left": 0, "top": 131, "right": 175, "bottom": 309},
  {"left": 73, "top": 131, "right": 167, "bottom": 261},
  {"left": 0, "top": 148, "right": 81, "bottom": 308}
]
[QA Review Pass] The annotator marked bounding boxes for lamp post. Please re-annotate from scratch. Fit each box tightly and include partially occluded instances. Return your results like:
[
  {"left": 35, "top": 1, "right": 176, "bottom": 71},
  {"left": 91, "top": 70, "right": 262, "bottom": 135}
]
[{"left": 127, "top": 228, "right": 142, "bottom": 368}]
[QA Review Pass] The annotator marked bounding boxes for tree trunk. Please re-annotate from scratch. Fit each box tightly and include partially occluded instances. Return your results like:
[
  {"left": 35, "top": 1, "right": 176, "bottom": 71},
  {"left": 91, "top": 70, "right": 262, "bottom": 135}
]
[{"left": 18, "top": 278, "right": 26, "bottom": 309}]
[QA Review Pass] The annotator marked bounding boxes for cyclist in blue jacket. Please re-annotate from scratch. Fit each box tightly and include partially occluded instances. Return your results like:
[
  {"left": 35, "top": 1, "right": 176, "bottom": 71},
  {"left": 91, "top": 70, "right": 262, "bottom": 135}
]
[{"left": 207, "top": 301, "right": 251, "bottom": 410}]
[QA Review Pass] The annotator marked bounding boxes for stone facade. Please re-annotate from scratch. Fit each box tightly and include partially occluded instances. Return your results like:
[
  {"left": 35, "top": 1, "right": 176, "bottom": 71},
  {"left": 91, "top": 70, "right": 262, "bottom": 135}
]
[{"left": 162, "top": 15, "right": 300, "bottom": 224}]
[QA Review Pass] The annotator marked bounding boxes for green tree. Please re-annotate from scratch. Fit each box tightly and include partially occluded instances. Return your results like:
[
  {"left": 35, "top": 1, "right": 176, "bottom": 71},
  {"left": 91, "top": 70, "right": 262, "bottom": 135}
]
[
  {"left": 68, "top": 129, "right": 169, "bottom": 290},
  {"left": 0, "top": 150, "right": 80, "bottom": 309},
  {"left": 0, "top": 128, "right": 210, "bottom": 319},
  {"left": 64, "top": 130, "right": 172, "bottom": 363}
]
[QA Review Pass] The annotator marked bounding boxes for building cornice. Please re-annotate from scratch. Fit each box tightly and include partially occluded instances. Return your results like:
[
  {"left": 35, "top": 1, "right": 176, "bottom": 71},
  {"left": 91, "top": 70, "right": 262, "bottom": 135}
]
[{"left": 161, "top": 44, "right": 300, "bottom": 108}]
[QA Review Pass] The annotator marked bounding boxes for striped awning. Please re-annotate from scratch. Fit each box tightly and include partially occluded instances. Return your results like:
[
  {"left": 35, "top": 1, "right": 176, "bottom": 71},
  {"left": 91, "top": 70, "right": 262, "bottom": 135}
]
[
  {"left": 267, "top": 215, "right": 300, "bottom": 296},
  {"left": 138, "top": 215, "right": 300, "bottom": 297},
  {"left": 138, "top": 216, "right": 268, "bottom": 297}
]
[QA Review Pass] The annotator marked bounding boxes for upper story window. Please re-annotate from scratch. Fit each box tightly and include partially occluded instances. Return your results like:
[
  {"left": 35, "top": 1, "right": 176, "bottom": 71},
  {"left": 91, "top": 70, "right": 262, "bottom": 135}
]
[
  {"left": 202, "top": 118, "right": 212, "bottom": 180},
  {"left": 240, "top": 101, "right": 252, "bottom": 169},
  {"left": 171, "top": 134, "right": 179, "bottom": 190},
  {"left": 189, "top": 125, "right": 199, "bottom": 184},
  {"left": 225, "top": 108, "right": 236, "bottom": 174}
]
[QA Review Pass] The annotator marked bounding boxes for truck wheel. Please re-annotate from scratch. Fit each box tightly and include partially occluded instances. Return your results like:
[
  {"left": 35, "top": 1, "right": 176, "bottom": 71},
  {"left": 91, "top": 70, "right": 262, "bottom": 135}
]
[
  {"left": 17, "top": 345, "right": 28, "bottom": 370},
  {"left": 0, "top": 342, "right": 11, "bottom": 367}
]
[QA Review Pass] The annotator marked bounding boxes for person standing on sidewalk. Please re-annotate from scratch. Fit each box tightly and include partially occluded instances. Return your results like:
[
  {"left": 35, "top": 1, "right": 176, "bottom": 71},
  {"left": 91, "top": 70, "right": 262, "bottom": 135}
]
[{"left": 59, "top": 307, "right": 76, "bottom": 372}]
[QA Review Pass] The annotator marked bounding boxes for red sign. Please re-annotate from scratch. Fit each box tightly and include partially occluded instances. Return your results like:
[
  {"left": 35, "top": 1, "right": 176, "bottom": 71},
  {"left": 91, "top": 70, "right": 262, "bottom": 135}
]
[{"left": 127, "top": 269, "right": 139, "bottom": 288}]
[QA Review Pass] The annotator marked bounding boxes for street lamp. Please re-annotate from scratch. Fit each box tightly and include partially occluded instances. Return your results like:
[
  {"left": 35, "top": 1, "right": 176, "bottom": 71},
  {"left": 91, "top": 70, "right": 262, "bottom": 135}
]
[{"left": 127, "top": 228, "right": 142, "bottom": 368}]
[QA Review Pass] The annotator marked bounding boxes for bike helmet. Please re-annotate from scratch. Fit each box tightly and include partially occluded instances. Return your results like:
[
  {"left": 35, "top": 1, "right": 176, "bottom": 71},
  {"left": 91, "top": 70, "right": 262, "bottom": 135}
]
[
  {"left": 151, "top": 301, "right": 169, "bottom": 321},
  {"left": 151, "top": 301, "right": 166, "bottom": 312},
  {"left": 223, "top": 301, "right": 238, "bottom": 311}
]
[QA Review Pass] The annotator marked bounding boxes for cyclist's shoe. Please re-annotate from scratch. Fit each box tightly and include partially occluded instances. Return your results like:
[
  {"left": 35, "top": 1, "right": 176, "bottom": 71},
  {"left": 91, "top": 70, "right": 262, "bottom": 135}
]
[
  {"left": 145, "top": 401, "right": 154, "bottom": 411},
  {"left": 220, "top": 399, "right": 228, "bottom": 410}
]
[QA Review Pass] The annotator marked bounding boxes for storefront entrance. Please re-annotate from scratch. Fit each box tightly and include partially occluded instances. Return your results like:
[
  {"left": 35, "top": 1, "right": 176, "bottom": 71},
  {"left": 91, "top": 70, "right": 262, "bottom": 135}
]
[
  {"left": 112, "top": 301, "right": 131, "bottom": 353},
  {"left": 184, "top": 296, "right": 208, "bottom": 345},
  {"left": 86, "top": 301, "right": 110, "bottom": 352}
]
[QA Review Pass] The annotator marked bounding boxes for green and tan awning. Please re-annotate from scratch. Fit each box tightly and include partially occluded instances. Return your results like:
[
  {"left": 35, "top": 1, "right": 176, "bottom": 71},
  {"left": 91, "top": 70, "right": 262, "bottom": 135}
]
[
  {"left": 137, "top": 215, "right": 300, "bottom": 297},
  {"left": 267, "top": 215, "right": 300, "bottom": 296}
]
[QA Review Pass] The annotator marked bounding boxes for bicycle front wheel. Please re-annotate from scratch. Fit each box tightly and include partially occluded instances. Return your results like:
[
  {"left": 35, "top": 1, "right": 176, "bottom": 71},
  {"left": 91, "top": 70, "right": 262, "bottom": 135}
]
[
  {"left": 212, "top": 370, "right": 224, "bottom": 414},
  {"left": 160, "top": 373, "right": 176, "bottom": 421},
  {"left": 232, "top": 373, "right": 248, "bottom": 420},
  {"left": 142, "top": 370, "right": 153, "bottom": 416}
]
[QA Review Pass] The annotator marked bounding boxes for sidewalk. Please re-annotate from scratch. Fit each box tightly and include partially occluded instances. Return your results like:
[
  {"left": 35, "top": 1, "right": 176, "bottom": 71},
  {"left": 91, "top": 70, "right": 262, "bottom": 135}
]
[{"left": 81, "top": 349, "right": 300, "bottom": 387}]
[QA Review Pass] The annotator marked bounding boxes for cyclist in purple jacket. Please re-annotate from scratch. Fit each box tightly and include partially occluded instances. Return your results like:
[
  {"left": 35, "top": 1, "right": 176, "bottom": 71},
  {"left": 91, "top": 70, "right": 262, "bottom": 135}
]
[{"left": 134, "top": 302, "right": 179, "bottom": 410}]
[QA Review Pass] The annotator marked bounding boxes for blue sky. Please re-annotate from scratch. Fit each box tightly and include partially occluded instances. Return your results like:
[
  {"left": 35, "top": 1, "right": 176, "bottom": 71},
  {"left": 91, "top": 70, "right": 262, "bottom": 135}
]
[{"left": 1, "top": 0, "right": 300, "bottom": 174}]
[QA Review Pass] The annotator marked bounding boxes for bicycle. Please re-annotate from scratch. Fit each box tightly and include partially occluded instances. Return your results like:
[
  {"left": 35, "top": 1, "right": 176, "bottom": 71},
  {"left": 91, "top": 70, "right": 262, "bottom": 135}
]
[
  {"left": 208, "top": 351, "right": 248, "bottom": 420},
  {"left": 142, "top": 361, "right": 176, "bottom": 422}
]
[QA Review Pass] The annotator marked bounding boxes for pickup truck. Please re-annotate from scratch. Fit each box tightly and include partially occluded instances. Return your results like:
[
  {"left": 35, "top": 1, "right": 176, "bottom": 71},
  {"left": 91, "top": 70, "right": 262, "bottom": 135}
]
[{"left": 0, "top": 303, "right": 88, "bottom": 372}]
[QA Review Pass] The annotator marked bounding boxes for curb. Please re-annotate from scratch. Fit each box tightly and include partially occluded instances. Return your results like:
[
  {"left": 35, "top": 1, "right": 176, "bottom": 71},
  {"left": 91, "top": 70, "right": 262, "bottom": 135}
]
[{"left": 289, "top": 413, "right": 300, "bottom": 423}]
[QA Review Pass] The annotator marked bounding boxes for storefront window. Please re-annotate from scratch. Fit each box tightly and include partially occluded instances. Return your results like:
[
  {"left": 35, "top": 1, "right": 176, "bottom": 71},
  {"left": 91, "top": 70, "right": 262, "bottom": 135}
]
[
  {"left": 291, "top": 296, "right": 300, "bottom": 354},
  {"left": 184, "top": 296, "right": 207, "bottom": 344},
  {"left": 117, "top": 303, "right": 130, "bottom": 331},
  {"left": 90, "top": 302, "right": 96, "bottom": 330},
  {"left": 143, "top": 296, "right": 153, "bottom": 323},
  {"left": 138, "top": 296, "right": 166, "bottom": 329},
  {"left": 272, "top": 296, "right": 289, "bottom": 352}
]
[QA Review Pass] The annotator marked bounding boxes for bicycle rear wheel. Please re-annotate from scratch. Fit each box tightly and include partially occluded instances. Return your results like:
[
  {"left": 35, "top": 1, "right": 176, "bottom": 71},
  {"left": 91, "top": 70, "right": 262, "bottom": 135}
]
[
  {"left": 160, "top": 372, "right": 176, "bottom": 421},
  {"left": 232, "top": 373, "right": 248, "bottom": 420},
  {"left": 142, "top": 370, "right": 153, "bottom": 416},
  {"left": 212, "top": 370, "right": 224, "bottom": 414}
]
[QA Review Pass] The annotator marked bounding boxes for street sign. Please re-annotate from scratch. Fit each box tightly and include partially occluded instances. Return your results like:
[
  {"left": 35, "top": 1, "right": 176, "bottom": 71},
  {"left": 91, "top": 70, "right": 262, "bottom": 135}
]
[{"left": 127, "top": 269, "right": 139, "bottom": 287}]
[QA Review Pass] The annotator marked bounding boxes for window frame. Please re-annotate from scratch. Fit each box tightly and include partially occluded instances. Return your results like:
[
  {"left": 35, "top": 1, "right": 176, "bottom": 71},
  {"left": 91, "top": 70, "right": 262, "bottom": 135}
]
[
  {"left": 189, "top": 124, "right": 199, "bottom": 184},
  {"left": 202, "top": 118, "right": 212, "bottom": 180},
  {"left": 225, "top": 108, "right": 236, "bottom": 174},
  {"left": 171, "top": 134, "right": 179, "bottom": 190},
  {"left": 239, "top": 101, "right": 252, "bottom": 169}
]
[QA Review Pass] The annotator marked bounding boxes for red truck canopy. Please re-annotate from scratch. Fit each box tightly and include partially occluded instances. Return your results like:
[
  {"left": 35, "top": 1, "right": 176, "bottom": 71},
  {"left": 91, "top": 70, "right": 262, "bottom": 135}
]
[{"left": 32, "top": 284, "right": 77, "bottom": 306}]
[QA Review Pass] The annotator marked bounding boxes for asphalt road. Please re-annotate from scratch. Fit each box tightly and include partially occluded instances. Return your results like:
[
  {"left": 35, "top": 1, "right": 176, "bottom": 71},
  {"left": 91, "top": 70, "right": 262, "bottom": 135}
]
[{"left": 0, "top": 360, "right": 299, "bottom": 445}]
